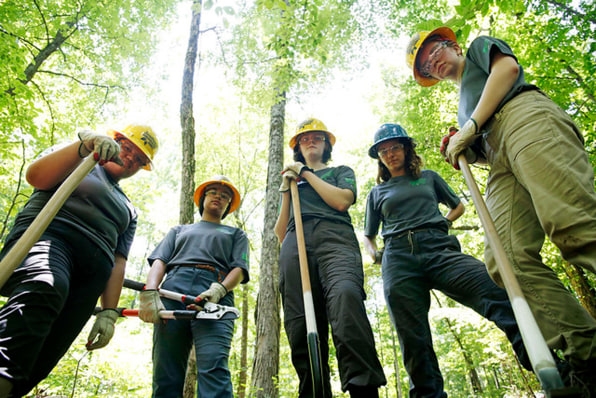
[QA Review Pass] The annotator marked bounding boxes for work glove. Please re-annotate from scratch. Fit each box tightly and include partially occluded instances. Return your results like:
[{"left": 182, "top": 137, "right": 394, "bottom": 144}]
[
  {"left": 198, "top": 282, "right": 228, "bottom": 304},
  {"left": 77, "top": 130, "right": 121, "bottom": 164},
  {"left": 283, "top": 161, "right": 312, "bottom": 177},
  {"left": 86, "top": 308, "right": 119, "bottom": 351},
  {"left": 441, "top": 124, "right": 478, "bottom": 170},
  {"left": 279, "top": 170, "right": 299, "bottom": 192},
  {"left": 139, "top": 289, "right": 165, "bottom": 323}
]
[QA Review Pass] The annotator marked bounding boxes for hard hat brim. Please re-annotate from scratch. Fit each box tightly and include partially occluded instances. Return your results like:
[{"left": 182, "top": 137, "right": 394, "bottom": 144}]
[
  {"left": 368, "top": 137, "right": 411, "bottom": 159},
  {"left": 289, "top": 130, "right": 336, "bottom": 148}
]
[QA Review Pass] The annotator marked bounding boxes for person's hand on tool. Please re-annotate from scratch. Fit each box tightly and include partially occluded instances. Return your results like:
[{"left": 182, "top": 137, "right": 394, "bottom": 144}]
[
  {"left": 283, "top": 161, "right": 312, "bottom": 177},
  {"left": 279, "top": 170, "right": 299, "bottom": 192},
  {"left": 374, "top": 249, "right": 384, "bottom": 265},
  {"left": 440, "top": 125, "right": 478, "bottom": 170},
  {"left": 86, "top": 308, "right": 119, "bottom": 351},
  {"left": 198, "top": 282, "right": 228, "bottom": 304},
  {"left": 139, "top": 289, "right": 165, "bottom": 323},
  {"left": 77, "top": 130, "right": 122, "bottom": 165}
]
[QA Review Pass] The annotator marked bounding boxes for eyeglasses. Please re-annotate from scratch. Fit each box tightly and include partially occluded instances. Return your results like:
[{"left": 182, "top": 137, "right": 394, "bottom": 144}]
[
  {"left": 418, "top": 41, "right": 449, "bottom": 78},
  {"left": 299, "top": 134, "right": 326, "bottom": 145},
  {"left": 377, "top": 143, "right": 405, "bottom": 158},
  {"left": 119, "top": 140, "right": 148, "bottom": 167},
  {"left": 205, "top": 189, "right": 232, "bottom": 202}
]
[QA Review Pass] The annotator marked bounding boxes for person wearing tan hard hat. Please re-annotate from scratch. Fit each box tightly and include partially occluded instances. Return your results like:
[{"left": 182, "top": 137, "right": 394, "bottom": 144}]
[
  {"left": 275, "top": 118, "right": 386, "bottom": 397},
  {"left": 140, "top": 175, "right": 249, "bottom": 397},
  {"left": 0, "top": 124, "right": 159, "bottom": 398},
  {"left": 407, "top": 25, "right": 596, "bottom": 394}
]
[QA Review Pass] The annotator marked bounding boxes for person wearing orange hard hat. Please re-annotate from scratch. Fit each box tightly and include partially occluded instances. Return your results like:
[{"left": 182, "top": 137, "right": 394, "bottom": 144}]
[
  {"left": 0, "top": 124, "right": 159, "bottom": 398},
  {"left": 275, "top": 118, "right": 386, "bottom": 397},
  {"left": 140, "top": 175, "right": 249, "bottom": 398},
  {"left": 407, "top": 25, "right": 596, "bottom": 395}
]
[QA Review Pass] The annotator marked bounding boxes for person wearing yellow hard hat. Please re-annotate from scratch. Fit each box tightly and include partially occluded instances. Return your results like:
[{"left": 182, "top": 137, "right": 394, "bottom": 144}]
[
  {"left": 139, "top": 175, "right": 249, "bottom": 398},
  {"left": 407, "top": 25, "right": 596, "bottom": 394},
  {"left": 0, "top": 124, "right": 159, "bottom": 398},
  {"left": 275, "top": 118, "right": 386, "bottom": 397}
]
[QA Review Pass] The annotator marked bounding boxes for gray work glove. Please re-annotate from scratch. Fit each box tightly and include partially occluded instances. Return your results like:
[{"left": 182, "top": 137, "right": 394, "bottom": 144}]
[
  {"left": 283, "top": 161, "right": 311, "bottom": 176},
  {"left": 444, "top": 120, "right": 479, "bottom": 168},
  {"left": 77, "top": 130, "right": 121, "bottom": 162},
  {"left": 198, "top": 282, "right": 228, "bottom": 304},
  {"left": 440, "top": 128, "right": 478, "bottom": 171},
  {"left": 86, "top": 308, "right": 119, "bottom": 351},
  {"left": 279, "top": 170, "right": 299, "bottom": 192},
  {"left": 139, "top": 289, "right": 165, "bottom": 324}
]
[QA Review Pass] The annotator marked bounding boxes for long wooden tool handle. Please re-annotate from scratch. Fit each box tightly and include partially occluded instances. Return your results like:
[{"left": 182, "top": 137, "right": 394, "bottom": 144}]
[
  {"left": 290, "top": 179, "right": 318, "bottom": 334},
  {"left": 458, "top": 155, "right": 563, "bottom": 390},
  {"left": 0, "top": 155, "right": 97, "bottom": 288},
  {"left": 290, "top": 178, "right": 324, "bottom": 397}
]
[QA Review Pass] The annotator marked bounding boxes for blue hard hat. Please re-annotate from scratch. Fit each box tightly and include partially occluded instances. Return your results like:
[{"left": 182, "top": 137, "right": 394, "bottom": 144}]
[{"left": 368, "top": 124, "right": 411, "bottom": 158}]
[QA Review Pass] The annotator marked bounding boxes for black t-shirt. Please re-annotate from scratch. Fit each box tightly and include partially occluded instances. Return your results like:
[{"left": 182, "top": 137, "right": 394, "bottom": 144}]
[{"left": 286, "top": 165, "right": 357, "bottom": 231}]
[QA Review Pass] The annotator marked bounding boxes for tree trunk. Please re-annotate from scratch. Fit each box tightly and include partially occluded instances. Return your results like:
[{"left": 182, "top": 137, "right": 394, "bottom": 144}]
[
  {"left": 251, "top": 95, "right": 285, "bottom": 398},
  {"left": 236, "top": 283, "right": 249, "bottom": 398},
  {"left": 179, "top": 1, "right": 202, "bottom": 397},
  {"left": 180, "top": 0, "right": 202, "bottom": 226},
  {"left": 562, "top": 260, "right": 596, "bottom": 319}
]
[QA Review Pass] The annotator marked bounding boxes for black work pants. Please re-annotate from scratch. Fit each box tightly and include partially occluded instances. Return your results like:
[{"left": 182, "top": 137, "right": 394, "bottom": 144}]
[
  {"left": 279, "top": 218, "right": 386, "bottom": 397},
  {"left": 0, "top": 226, "right": 112, "bottom": 397}
]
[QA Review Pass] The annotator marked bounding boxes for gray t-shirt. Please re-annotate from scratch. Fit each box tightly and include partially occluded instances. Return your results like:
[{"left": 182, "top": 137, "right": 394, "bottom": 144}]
[
  {"left": 458, "top": 35, "right": 536, "bottom": 128},
  {"left": 6, "top": 164, "right": 137, "bottom": 261},
  {"left": 148, "top": 220, "right": 250, "bottom": 283},
  {"left": 364, "top": 170, "right": 460, "bottom": 239}
]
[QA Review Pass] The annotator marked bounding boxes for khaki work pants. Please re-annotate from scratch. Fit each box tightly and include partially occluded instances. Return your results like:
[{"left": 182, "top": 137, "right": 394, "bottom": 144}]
[{"left": 482, "top": 89, "right": 596, "bottom": 367}]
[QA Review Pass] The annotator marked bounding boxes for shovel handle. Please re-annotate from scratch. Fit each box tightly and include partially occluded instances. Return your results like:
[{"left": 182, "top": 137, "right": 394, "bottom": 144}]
[
  {"left": 457, "top": 155, "right": 563, "bottom": 390},
  {"left": 289, "top": 178, "right": 325, "bottom": 397},
  {"left": 289, "top": 180, "right": 317, "bottom": 332},
  {"left": 0, "top": 155, "right": 97, "bottom": 288}
]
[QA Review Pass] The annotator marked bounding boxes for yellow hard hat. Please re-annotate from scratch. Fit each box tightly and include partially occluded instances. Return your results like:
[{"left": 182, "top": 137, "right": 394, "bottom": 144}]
[
  {"left": 289, "top": 118, "right": 336, "bottom": 148},
  {"left": 406, "top": 26, "right": 457, "bottom": 87},
  {"left": 108, "top": 124, "right": 159, "bottom": 170},
  {"left": 194, "top": 175, "right": 241, "bottom": 217}
]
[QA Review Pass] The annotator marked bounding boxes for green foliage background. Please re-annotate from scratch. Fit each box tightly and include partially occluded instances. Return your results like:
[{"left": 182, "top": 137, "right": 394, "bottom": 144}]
[{"left": 0, "top": 0, "right": 594, "bottom": 397}]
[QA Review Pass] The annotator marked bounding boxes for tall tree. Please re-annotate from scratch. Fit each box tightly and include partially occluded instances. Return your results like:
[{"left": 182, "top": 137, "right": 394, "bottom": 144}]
[
  {"left": 0, "top": 0, "right": 179, "bottom": 240},
  {"left": 231, "top": 0, "right": 369, "bottom": 395}
]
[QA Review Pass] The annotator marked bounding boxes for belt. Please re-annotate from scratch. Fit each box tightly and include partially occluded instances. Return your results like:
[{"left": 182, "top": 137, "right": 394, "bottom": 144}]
[{"left": 176, "top": 264, "right": 226, "bottom": 282}]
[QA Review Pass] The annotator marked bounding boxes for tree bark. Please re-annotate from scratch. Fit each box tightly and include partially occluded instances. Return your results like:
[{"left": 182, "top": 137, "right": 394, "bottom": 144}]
[
  {"left": 180, "top": 2, "right": 202, "bottom": 397},
  {"left": 180, "top": 0, "right": 202, "bottom": 227},
  {"left": 251, "top": 95, "right": 285, "bottom": 398}
]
